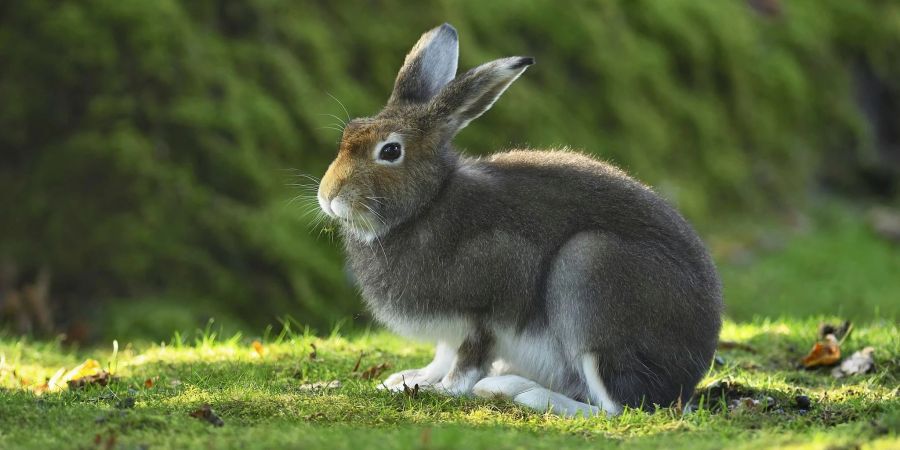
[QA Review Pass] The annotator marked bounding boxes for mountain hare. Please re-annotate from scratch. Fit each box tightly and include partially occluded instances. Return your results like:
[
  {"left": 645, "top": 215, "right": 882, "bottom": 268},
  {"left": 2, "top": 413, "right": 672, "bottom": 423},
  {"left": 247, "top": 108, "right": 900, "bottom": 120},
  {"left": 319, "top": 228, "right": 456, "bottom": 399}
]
[{"left": 317, "top": 23, "right": 723, "bottom": 416}]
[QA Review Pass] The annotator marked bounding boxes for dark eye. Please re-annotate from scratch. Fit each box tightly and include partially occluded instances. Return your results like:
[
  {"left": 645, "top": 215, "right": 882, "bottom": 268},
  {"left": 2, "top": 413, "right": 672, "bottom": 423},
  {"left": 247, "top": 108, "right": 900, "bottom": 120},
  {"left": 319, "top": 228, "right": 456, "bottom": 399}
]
[{"left": 378, "top": 142, "right": 402, "bottom": 162}]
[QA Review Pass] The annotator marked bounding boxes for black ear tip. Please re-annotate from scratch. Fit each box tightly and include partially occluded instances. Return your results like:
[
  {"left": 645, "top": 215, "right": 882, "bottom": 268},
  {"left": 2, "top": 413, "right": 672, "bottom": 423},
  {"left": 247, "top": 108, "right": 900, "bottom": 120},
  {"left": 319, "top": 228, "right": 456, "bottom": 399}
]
[
  {"left": 511, "top": 57, "right": 535, "bottom": 69},
  {"left": 439, "top": 23, "right": 458, "bottom": 37}
]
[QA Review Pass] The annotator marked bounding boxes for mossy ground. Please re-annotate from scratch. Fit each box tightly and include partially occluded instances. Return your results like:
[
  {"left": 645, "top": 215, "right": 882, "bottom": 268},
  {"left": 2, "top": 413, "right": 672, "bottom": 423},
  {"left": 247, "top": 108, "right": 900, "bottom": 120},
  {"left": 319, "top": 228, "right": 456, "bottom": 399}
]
[{"left": 0, "top": 318, "right": 898, "bottom": 449}]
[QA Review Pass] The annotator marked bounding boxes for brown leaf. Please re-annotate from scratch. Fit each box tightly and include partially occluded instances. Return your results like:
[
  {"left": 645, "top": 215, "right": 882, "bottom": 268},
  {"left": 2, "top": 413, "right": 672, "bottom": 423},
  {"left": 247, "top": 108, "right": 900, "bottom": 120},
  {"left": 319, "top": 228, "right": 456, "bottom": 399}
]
[
  {"left": 359, "top": 362, "right": 390, "bottom": 380},
  {"left": 308, "top": 343, "right": 317, "bottom": 360},
  {"left": 67, "top": 370, "right": 113, "bottom": 390},
  {"left": 144, "top": 377, "right": 155, "bottom": 389},
  {"left": 801, "top": 335, "right": 841, "bottom": 368},
  {"left": 189, "top": 404, "right": 224, "bottom": 427}
]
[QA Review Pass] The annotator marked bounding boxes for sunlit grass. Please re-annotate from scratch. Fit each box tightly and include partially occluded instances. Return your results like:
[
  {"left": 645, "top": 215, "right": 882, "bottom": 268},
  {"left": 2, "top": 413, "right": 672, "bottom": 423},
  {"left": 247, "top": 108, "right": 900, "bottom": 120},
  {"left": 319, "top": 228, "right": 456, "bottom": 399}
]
[{"left": 0, "top": 318, "right": 897, "bottom": 449}]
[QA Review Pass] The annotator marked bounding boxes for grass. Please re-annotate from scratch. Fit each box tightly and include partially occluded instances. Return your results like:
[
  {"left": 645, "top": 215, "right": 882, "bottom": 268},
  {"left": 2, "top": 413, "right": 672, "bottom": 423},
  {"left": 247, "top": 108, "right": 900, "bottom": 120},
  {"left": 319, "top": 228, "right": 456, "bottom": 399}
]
[
  {"left": 0, "top": 318, "right": 898, "bottom": 450},
  {"left": 717, "top": 206, "right": 900, "bottom": 322},
  {"left": 1, "top": 205, "right": 898, "bottom": 449}
]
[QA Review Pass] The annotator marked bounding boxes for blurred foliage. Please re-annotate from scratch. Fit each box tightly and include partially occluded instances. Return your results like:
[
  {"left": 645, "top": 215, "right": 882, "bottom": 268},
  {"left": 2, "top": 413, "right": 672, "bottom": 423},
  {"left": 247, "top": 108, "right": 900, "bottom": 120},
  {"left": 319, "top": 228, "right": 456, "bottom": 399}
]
[{"left": 0, "top": 0, "right": 898, "bottom": 338}]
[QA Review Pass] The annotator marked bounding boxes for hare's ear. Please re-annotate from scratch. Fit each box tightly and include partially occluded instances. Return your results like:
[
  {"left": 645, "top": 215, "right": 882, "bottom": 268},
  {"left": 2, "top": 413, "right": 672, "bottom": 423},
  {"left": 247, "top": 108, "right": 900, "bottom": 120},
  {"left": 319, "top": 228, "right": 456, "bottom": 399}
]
[
  {"left": 388, "top": 23, "right": 459, "bottom": 106},
  {"left": 428, "top": 56, "right": 533, "bottom": 134}
]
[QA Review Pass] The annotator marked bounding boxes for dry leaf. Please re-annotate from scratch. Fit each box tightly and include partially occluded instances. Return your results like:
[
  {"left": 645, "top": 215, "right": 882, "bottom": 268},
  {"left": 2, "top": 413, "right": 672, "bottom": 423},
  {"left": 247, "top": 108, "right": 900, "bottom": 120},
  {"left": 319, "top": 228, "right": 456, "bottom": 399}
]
[
  {"left": 309, "top": 343, "right": 318, "bottom": 360},
  {"left": 189, "top": 404, "right": 224, "bottom": 427},
  {"left": 252, "top": 340, "right": 265, "bottom": 357},
  {"left": 144, "top": 377, "right": 155, "bottom": 389},
  {"left": 359, "top": 362, "right": 390, "bottom": 380},
  {"left": 67, "top": 371, "right": 113, "bottom": 390},
  {"left": 298, "top": 380, "right": 341, "bottom": 391},
  {"left": 802, "top": 334, "right": 841, "bottom": 368},
  {"left": 832, "top": 347, "right": 875, "bottom": 378},
  {"left": 351, "top": 353, "right": 364, "bottom": 373}
]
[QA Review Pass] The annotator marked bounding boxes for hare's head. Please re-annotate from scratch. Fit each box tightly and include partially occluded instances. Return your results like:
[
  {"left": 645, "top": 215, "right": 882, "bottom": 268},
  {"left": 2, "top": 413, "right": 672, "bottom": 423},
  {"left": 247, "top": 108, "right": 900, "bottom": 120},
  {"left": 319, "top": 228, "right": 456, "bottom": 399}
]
[{"left": 318, "top": 23, "right": 533, "bottom": 241}]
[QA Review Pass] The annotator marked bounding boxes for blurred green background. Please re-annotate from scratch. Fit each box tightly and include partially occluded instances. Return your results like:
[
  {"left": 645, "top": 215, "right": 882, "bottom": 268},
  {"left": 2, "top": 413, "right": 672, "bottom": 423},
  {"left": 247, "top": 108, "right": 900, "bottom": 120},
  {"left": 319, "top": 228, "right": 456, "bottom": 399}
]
[{"left": 1, "top": 0, "right": 898, "bottom": 343}]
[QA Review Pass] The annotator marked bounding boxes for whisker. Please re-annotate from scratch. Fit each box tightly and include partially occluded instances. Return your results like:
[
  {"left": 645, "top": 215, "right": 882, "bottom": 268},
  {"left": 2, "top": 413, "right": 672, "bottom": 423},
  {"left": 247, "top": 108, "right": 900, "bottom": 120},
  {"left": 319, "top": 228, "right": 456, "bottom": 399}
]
[
  {"left": 316, "top": 113, "right": 347, "bottom": 128},
  {"left": 326, "top": 92, "right": 352, "bottom": 123}
]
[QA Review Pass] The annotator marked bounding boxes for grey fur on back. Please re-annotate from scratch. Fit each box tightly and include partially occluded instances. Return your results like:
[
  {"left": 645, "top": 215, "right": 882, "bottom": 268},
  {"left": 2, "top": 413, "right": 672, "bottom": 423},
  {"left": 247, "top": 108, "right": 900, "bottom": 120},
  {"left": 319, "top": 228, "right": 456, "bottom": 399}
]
[{"left": 320, "top": 23, "right": 723, "bottom": 409}]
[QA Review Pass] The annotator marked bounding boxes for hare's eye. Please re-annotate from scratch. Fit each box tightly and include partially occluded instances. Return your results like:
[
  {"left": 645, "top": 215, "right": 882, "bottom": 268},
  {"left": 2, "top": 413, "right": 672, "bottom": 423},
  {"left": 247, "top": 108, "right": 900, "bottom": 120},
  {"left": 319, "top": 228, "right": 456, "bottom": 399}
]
[{"left": 378, "top": 142, "right": 402, "bottom": 162}]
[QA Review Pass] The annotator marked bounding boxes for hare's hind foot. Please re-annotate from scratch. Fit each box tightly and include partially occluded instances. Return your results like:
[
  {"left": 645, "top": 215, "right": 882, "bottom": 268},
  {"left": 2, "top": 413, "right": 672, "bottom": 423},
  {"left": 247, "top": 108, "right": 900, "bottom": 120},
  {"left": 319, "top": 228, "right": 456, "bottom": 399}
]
[
  {"left": 473, "top": 353, "right": 623, "bottom": 417},
  {"left": 473, "top": 375, "right": 605, "bottom": 418}
]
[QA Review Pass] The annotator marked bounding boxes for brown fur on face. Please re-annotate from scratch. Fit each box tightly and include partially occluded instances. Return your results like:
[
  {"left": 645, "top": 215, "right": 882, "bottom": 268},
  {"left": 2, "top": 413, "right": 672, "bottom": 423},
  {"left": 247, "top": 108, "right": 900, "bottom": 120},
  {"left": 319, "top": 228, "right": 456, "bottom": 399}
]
[
  {"left": 317, "top": 23, "right": 531, "bottom": 239},
  {"left": 318, "top": 111, "right": 450, "bottom": 237}
]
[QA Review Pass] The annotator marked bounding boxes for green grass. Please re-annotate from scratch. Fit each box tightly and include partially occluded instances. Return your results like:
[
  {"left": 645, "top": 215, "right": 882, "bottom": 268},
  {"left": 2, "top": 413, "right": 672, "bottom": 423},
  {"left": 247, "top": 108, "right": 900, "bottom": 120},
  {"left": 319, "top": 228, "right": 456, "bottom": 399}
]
[
  {"left": 0, "top": 318, "right": 897, "bottom": 450},
  {"left": 1, "top": 206, "right": 897, "bottom": 448},
  {"left": 717, "top": 206, "right": 900, "bottom": 322}
]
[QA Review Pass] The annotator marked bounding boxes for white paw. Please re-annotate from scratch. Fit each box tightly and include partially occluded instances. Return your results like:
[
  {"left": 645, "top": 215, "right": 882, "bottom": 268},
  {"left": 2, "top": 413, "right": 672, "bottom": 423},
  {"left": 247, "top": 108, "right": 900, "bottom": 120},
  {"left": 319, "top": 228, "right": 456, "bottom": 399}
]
[
  {"left": 473, "top": 375, "right": 603, "bottom": 418},
  {"left": 433, "top": 368, "right": 483, "bottom": 397},
  {"left": 473, "top": 375, "right": 541, "bottom": 399}
]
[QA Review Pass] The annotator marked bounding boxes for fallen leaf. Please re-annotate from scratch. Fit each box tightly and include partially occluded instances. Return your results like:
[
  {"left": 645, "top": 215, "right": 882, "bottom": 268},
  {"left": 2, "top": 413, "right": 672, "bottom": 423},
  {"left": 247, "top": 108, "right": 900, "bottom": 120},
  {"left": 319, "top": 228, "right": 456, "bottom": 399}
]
[
  {"left": 252, "top": 340, "right": 265, "bottom": 357},
  {"left": 144, "top": 377, "right": 155, "bottom": 389},
  {"left": 359, "top": 362, "right": 390, "bottom": 380},
  {"left": 68, "top": 371, "right": 113, "bottom": 389},
  {"left": 63, "top": 359, "right": 102, "bottom": 382},
  {"left": 802, "top": 334, "right": 841, "bottom": 368},
  {"left": 309, "top": 343, "right": 318, "bottom": 360},
  {"left": 298, "top": 380, "right": 341, "bottom": 391},
  {"left": 832, "top": 347, "right": 875, "bottom": 378},
  {"left": 189, "top": 404, "right": 224, "bottom": 427}
]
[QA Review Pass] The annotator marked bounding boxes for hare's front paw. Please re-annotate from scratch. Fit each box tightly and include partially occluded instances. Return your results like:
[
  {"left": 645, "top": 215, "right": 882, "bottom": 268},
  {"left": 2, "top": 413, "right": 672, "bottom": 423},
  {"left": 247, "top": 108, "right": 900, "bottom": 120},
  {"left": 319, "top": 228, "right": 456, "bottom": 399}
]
[{"left": 378, "top": 368, "right": 443, "bottom": 391}]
